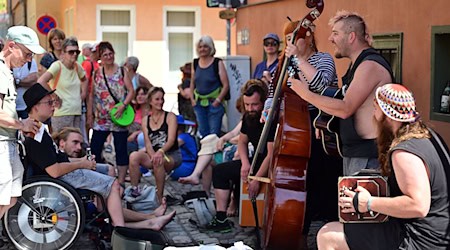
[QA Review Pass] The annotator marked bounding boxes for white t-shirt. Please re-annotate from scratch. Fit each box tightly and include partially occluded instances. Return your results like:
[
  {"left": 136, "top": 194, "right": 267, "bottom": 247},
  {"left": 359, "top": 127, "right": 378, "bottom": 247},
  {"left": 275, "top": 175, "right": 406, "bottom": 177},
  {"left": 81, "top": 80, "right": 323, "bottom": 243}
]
[
  {"left": 0, "top": 55, "right": 19, "bottom": 138},
  {"left": 13, "top": 59, "right": 38, "bottom": 111}
]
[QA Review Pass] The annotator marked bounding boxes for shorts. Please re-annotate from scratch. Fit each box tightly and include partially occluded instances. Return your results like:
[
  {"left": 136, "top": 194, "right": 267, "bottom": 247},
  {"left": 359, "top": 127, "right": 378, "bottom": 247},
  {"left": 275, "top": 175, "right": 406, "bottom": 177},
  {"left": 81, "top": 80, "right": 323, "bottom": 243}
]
[
  {"left": 344, "top": 219, "right": 404, "bottom": 249},
  {"left": 343, "top": 157, "right": 379, "bottom": 176},
  {"left": 58, "top": 168, "right": 115, "bottom": 198},
  {"left": 51, "top": 115, "right": 81, "bottom": 134},
  {"left": 0, "top": 140, "right": 24, "bottom": 205},
  {"left": 95, "top": 163, "right": 111, "bottom": 175},
  {"left": 167, "top": 149, "right": 182, "bottom": 169}
]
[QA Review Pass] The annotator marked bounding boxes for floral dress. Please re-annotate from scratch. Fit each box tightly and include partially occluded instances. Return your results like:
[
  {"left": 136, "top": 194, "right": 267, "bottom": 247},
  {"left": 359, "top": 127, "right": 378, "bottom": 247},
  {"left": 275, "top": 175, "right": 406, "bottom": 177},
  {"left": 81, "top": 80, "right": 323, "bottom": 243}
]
[{"left": 92, "top": 66, "right": 128, "bottom": 132}]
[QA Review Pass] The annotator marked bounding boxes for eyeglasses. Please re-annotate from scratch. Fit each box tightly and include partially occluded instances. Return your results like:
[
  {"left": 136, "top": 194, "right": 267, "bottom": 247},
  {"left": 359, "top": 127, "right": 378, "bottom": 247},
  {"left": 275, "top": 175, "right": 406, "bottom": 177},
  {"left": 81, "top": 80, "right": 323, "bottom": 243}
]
[
  {"left": 66, "top": 49, "right": 81, "bottom": 56},
  {"left": 264, "top": 41, "right": 279, "bottom": 47},
  {"left": 15, "top": 43, "right": 35, "bottom": 59},
  {"left": 102, "top": 52, "right": 114, "bottom": 58},
  {"left": 38, "top": 100, "right": 56, "bottom": 106}
]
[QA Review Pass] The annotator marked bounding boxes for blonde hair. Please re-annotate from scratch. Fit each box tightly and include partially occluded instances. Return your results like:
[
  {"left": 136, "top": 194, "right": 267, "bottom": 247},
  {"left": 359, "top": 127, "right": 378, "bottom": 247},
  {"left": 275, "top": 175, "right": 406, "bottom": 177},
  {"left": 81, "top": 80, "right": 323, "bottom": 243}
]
[{"left": 329, "top": 10, "right": 371, "bottom": 44}]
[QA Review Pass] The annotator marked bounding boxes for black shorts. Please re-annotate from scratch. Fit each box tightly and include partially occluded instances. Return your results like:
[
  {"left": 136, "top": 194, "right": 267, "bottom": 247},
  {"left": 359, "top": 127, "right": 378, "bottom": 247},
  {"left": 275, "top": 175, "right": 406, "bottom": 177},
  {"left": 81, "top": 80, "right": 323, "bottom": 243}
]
[{"left": 344, "top": 219, "right": 405, "bottom": 249}]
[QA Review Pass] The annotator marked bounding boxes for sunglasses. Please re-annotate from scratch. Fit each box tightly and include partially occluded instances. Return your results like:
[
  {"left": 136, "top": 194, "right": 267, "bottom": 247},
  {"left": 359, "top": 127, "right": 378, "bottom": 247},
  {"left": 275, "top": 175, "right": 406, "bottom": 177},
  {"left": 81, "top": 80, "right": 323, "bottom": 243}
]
[
  {"left": 38, "top": 99, "right": 57, "bottom": 106},
  {"left": 264, "top": 41, "right": 279, "bottom": 47},
  {"left": 66, "top": 49, "right": 81, "bottom": 56}
]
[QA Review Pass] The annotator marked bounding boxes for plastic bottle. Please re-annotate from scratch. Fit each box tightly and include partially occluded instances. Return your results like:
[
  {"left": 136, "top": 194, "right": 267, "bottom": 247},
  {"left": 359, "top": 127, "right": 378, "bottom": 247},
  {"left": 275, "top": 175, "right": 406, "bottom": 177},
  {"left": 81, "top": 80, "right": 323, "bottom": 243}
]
[{"left": 440, "top": 81, "right": 450, "bottom": 113}]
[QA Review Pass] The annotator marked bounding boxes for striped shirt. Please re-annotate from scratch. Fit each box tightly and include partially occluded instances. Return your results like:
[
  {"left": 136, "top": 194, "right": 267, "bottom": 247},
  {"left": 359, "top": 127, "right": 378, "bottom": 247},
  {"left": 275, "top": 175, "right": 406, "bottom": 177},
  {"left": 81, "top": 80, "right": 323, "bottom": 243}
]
[{"left": 265, "top": 52, "right": 338, "bottom": 110}]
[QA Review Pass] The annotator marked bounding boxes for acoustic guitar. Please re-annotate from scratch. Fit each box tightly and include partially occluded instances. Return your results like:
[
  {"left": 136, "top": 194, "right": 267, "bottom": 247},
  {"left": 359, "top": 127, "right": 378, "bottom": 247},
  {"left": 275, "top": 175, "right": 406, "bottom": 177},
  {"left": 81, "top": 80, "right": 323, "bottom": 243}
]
[{"left": 313, "top": 86, "right": 343, "bottom": 157}]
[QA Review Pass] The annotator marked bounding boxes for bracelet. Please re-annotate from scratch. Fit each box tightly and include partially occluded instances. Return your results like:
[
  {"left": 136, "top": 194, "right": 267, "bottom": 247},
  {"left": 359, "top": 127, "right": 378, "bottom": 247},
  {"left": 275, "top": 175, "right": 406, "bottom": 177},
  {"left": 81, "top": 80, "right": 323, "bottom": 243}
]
[
  {"left": 158, "top": 148, "right": 165, "bottom": 154},
  {"left": 157, "top": 149, "right": 170, "bottom": 163},
  {"left": 215, "top": 98, "right": 221, "bottom": 103},
  {"left": 367, "top": 197, "right": 374, "bottom": 216}
]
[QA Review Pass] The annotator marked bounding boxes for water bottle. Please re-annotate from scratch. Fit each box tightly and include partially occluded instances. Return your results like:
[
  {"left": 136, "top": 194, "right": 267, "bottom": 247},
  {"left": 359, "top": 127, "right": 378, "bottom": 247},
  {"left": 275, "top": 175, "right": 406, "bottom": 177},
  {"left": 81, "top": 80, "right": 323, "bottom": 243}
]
[{"left": 440, "top": 81, "right": 450, "bottom": 113}]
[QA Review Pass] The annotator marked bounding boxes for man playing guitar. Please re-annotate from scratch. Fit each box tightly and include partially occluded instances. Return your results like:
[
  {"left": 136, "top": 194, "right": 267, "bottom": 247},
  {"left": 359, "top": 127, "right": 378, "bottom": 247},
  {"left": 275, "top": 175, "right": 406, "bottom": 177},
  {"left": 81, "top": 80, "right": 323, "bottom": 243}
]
[{"left": 288, "top": 10, "right": 394, "bottom": 176}]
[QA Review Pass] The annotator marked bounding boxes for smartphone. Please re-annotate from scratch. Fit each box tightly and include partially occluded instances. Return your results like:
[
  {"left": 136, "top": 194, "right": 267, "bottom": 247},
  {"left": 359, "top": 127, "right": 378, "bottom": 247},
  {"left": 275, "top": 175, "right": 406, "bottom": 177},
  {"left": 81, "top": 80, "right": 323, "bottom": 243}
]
[{"left": 86, "top": 147, "right": 93, "bottom": 161}]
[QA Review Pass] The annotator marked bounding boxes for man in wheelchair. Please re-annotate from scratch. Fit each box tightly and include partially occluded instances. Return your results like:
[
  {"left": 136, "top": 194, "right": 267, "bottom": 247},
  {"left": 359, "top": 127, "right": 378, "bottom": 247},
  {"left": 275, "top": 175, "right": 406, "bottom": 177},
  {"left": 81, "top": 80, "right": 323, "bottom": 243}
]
[{"left": 22, "top": 84, "right": 176, "bottom": 230}]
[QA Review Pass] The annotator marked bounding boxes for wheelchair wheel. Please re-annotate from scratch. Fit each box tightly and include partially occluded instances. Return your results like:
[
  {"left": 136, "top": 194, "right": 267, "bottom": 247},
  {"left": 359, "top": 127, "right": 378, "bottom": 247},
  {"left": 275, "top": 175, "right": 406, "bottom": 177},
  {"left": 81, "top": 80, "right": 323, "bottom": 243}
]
[{"left": 3, "top": 177, "right": 85, "bottom": 250}]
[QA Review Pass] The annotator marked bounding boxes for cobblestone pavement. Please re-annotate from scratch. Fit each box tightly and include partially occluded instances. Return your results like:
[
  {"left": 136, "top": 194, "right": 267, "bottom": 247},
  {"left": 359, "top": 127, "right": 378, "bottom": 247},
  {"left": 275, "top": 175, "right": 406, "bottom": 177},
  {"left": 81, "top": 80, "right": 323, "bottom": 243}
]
[{"left": 0, "top": 175, "right": 325, "bottom": 250}]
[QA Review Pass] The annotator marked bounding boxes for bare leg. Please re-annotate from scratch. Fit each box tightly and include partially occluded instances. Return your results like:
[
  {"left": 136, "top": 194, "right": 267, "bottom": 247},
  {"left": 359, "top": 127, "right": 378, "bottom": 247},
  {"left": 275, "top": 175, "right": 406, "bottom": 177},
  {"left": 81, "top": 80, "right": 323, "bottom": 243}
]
[
  {"left": 179, "top": 154, "right": 213, "bottom": 185},
  {"left": 117, "top": 165, "right": 128, "bottom": 185},
  {"left": 153, "top": 162, "right": 166, "bottom": 203},
  {"left": 124, "top": 210, "right": 176, "bottom": 230},
  {"left": 0, "top": 197, "right": 17, "bottom": 219},
  {"left": 106, "top": 180, "right": 125, "bottom": 227},
  {"left": 201, "top": 164, "right": 213, "bottom": 197},
  {"left": 129, "top": 151, "right": 152, "bottom": 187},
  {"left": 122, "top": 197, "right": 167, "bottom": 221},
  {"left": 317, "top": 222, "right": 350, "bottom": 250},
  {"left": 226, "top": 193, "right": 237, "bottom": 217},
  {"left": 214, "top": 189, "right": 230, "bottom": 212}
]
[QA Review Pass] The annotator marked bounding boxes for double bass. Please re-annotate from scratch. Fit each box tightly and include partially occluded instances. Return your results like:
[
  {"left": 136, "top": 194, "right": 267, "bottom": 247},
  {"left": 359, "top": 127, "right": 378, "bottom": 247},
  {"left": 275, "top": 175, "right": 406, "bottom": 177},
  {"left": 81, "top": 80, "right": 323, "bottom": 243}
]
[{"left": 248, "top": 1, "right": 324, "bottom": 249}]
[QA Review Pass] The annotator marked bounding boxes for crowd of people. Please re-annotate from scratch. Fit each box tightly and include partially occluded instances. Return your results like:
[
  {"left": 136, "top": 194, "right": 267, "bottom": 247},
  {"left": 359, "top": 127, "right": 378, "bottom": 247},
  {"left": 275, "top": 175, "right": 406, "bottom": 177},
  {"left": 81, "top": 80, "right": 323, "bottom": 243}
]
[{"left": 0, "top": 7, "right": 449, "bottom": 250}]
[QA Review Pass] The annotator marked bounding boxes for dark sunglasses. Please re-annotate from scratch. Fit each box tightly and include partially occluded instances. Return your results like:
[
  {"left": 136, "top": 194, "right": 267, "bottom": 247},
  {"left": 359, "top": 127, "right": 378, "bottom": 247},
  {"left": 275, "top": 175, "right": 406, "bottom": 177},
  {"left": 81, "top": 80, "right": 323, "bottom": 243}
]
[
  {"left": 264, "top": 41, "right": 279, "bottom": 47},
  {"left": 66, "top": 49, "right": 81, "bottom": 56}
]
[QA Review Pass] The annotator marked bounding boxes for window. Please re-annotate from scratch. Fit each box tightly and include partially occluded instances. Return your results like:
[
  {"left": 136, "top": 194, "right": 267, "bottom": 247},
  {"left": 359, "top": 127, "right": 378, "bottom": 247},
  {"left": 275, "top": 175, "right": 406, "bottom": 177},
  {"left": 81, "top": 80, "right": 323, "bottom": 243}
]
[
  {"left": 64, "top": 8, "right": 74, "bottom": 36},
  {"left": 430, "top": 26, "right": 450, "bottom": 122},
  {"left": 163, "top": 7, "right": 200, "bottom": 90},
  {"left": 97, "top": 5, "right": 135, "bottom": 65},
  {"left": 372, "top": 33, "right": 403, "bottom": 83}
]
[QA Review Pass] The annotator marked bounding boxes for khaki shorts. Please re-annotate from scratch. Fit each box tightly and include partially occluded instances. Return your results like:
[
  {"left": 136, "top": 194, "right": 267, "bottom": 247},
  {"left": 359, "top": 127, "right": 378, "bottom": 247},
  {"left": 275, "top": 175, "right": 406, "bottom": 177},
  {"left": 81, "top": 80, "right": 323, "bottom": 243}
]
[{"left": 0, "top": 140, "right": 24, "bottom": 205}]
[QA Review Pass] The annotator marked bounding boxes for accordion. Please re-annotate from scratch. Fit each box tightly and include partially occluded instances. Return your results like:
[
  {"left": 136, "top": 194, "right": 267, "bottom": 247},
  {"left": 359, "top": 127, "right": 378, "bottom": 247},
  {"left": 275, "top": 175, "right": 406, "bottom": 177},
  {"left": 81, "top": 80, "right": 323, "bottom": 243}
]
[{"left": 338, "top": 174, "right": 389, "bottom": 223}]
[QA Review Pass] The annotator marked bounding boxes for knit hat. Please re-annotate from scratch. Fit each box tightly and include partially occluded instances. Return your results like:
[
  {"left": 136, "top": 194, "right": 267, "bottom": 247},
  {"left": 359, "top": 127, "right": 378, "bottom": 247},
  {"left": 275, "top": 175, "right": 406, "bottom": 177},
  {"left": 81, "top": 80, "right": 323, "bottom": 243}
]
[
  {"left": 6, "top": 26, "right": 46, "bottom": 54},
  {"left": 375, "top": 84, "right": 418, "bottom": 123}
]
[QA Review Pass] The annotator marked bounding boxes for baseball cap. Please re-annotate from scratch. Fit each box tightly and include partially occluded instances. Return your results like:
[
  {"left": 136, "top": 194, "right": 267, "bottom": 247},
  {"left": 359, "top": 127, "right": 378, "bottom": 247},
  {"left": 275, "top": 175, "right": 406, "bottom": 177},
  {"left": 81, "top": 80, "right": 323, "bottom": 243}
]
[
  {"left": 177, "top": 115, "right": 196, "bottom": 126},
  {"left": 263, "top": 33, "right": 280, "bottom": 43},
  {"left": 23, "top": 84, "right": 56, "bottom": 112},
  {"left": 91, "top": 42, "right": 99, "bottom": 52},
  {"left": 6, "top": 26, "right": 46, "bottom": 54}
]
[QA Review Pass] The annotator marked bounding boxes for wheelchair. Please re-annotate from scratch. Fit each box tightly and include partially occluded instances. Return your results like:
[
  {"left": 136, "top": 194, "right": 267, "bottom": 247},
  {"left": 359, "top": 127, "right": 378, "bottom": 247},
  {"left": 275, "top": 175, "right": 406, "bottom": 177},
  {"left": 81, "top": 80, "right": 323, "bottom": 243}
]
[{"left": 3, "top": 175, "right": 111, "bottom": 250}]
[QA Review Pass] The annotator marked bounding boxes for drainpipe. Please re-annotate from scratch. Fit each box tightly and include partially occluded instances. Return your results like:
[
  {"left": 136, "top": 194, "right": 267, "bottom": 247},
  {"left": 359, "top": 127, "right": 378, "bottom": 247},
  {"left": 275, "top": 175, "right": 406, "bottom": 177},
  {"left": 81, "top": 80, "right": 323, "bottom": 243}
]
[
  {"left": 226, "top": 0, "right": 231, "bottom": 56},
  {"left": 23, "top": 0, "right": 27, "bottom": 26}
]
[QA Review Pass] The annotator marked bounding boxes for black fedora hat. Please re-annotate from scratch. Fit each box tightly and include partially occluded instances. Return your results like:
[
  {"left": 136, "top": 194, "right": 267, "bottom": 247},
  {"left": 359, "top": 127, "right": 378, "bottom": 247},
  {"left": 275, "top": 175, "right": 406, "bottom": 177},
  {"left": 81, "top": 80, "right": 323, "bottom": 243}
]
[{"left": 24, "top": 84, "right": 56, "bottom": 112}]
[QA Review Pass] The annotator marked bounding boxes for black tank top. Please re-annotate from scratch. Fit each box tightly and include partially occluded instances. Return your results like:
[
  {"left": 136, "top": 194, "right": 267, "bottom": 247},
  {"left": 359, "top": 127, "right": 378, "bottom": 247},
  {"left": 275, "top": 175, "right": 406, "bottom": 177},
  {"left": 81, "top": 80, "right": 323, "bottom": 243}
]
[
  {"left": 147, "top": 111, "right": 179, "bottom": 152},
  {"left": 340, "top": 48, "right": 394, "bottom": 157}
]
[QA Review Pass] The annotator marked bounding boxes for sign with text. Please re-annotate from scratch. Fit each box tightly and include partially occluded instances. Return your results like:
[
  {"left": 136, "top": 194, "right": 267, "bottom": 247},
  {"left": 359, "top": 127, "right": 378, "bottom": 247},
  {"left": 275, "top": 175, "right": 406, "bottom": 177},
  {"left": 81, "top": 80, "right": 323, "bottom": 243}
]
[{"left": 207, "top": 0, "right": 247, "bottom": 8}]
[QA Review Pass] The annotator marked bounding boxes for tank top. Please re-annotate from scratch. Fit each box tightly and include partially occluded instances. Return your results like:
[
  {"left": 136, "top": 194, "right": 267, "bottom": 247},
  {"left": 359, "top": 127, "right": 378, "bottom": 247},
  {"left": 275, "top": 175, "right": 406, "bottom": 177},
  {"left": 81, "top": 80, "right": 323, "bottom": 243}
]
[
  {"left": 146, "top": 111, "right": 179, "bottom": 152},
  {"left": 340, "top": 48, "right": 394, "bottom": 157},
  {"left": 193, "top": 59, "right": 221, "bottom": 95},
  {"left": 389, "top": 138, "right": 450, "bottom": 249}
]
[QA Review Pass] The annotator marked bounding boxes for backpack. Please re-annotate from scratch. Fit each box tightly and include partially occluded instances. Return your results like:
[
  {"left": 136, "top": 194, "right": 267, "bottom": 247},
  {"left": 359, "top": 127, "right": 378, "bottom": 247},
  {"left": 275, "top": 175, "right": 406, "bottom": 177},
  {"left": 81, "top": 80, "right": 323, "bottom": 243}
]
[{"left": 193, "top": 58, "right": 230, "bottom": 100}]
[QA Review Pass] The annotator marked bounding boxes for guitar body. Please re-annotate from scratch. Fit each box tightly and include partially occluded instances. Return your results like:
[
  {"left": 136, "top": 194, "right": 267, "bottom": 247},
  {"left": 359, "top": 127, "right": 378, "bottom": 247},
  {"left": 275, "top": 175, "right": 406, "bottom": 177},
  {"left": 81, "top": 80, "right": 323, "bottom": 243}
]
[{"left": 313, "top": 86, "right": 343, "bottom": 157}]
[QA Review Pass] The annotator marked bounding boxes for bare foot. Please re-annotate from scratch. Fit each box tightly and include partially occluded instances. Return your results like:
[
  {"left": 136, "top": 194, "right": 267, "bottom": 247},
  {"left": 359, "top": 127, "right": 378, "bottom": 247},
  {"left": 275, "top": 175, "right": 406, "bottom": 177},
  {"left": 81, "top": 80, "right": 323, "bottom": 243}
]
[
  {"left": 178, "top": 175, "right": 200, "bottom": 185},
  {"left": 227, "top": 198, "right": 238, "bottom": 217},
  {"left": 152, "top": 197, "right": 167, "bottom": 217},
  {"left": 147, "top": 210, "right": 176, "bottom": 231}
]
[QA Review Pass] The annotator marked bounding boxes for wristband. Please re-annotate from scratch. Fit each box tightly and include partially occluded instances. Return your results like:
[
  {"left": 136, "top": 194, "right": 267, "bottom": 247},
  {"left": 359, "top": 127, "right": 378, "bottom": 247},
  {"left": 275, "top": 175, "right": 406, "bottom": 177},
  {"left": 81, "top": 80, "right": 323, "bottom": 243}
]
[
  {"left": 215, "top": 98, "right": 221, "bottom": 103},
  {"left": 367, "top": 197, "right": 374, "bottom": 216},
  {"left": 158, "top": 148, "right": 170, "bottom": 162}
]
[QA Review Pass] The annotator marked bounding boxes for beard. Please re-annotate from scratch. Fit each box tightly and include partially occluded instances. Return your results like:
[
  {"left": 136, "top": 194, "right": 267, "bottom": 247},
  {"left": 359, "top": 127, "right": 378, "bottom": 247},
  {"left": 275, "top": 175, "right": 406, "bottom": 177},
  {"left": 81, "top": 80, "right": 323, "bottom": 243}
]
[{"left": 244, "top": 110, "right": 263, "bottom": 127}]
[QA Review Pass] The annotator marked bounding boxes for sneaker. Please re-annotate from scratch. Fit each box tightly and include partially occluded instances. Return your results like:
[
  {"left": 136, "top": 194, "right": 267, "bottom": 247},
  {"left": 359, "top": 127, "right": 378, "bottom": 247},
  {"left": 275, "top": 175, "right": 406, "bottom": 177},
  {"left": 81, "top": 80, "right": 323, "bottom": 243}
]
[
  {"left": 130, "top": 186, "right": 141, "bottom": 198},
  {"left": 204, "top": 216, "right": 232, "bottom": 233}
]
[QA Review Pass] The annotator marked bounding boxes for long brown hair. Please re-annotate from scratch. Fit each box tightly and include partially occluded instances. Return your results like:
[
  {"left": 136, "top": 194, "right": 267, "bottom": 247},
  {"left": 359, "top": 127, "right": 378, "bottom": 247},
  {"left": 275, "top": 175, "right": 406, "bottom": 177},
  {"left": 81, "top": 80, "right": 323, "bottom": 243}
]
[{"left": 377, "top": 119, "right": 430, "bottom": 176}]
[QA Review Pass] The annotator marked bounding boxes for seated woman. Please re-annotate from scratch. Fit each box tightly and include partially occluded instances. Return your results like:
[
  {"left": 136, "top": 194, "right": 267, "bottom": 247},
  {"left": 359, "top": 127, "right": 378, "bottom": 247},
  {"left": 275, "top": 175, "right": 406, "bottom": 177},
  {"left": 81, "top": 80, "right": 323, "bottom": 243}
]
[
  {"left": 127, "top": 86, "right": 149, "bottom": 154},
  {"left": 129, "top": 87, "right": 182, "bottom": 202}
]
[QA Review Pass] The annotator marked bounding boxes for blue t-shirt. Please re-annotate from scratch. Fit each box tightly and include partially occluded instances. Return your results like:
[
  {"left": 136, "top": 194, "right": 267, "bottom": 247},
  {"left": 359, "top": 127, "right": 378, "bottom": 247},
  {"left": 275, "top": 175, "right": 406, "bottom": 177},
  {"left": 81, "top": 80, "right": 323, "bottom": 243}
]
[
  {"left": 252, "top": 58, "right": 279, "bottom": 79},
  {"left": 171, "top": 133, "right": 197, "bottom": 179}
]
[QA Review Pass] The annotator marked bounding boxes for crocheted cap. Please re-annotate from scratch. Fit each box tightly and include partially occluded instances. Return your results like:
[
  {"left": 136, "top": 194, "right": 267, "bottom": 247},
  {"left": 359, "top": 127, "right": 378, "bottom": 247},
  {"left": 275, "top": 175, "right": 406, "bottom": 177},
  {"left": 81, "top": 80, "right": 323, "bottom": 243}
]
[{"left": 375, "top": 84, "right": 418, "bottom": 122}]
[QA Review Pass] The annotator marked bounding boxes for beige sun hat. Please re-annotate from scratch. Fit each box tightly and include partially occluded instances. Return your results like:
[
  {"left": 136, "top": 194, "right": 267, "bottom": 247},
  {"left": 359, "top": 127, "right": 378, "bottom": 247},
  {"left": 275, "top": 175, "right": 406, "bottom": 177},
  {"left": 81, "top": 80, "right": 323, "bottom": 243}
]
[{"left": 197, "top": 134, "right": 220, "bottom": 156}]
